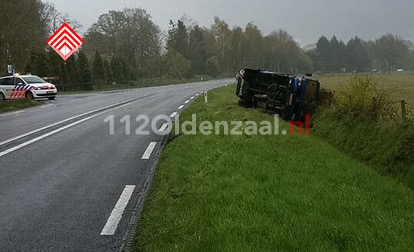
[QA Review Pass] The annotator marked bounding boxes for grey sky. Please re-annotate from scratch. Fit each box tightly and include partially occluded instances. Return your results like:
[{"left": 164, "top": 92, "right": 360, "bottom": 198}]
[{"left": 47, "top": 0, "right": 414, "bottom": 46}]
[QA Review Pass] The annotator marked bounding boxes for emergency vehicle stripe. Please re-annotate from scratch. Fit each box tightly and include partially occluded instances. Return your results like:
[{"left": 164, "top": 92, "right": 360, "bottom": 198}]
[
  {"left": 19, "top": 90, "right": 25, "bottom": 98},
  {"left": 9, "top": 85, "right": 33, "bottom": 99}
]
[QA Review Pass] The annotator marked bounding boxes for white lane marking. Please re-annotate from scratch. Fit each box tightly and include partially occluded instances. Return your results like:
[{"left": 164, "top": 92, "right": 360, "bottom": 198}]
[
  {"left": 195, "top": 93, "right": 199, "bottom": 97},
  {"left": 142, "top": 142, "right": 157, "bottom": 160},
  {"left": 190, "top": 96, "right": 195, "bottom": 100},
  {"left": 184, "top": 100, "right": 190, "bottom": 104},
  {"left": 178, "top": 105, "right": 184, "bottom": 110},
  {"left": 100, "top": 185, "right": 136, "bottom": 236},
  {"left": 0, "top": 100, "right": 138, "bottom": 158},
  {"left": 40, "top": 104, "right": 53, "bottom": 108},
  {"left": 159, "top": 123, "right": 169, "bottom": 132},
  {"left": 170, "top": 112, "right": 178, "bottom": 118},
  {"left": 0, "top": 110, "right": 24, "bottom": 117},
  {"left": 0, "top": 111, "right": 105, "bottom": 157},
  {"left": 0, "top": 100, "right": 135, "bottom": 147}
]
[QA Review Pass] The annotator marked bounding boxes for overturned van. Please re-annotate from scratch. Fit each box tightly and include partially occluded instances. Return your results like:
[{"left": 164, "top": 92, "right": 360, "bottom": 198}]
[{"left": 236, "top": 68, "right": 320, "bottom": 121}]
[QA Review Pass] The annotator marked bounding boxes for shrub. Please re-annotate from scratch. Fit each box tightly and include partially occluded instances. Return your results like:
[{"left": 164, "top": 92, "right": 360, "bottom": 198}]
[{"left": 335, "top": 74, "right": 399, "bottom": 120}]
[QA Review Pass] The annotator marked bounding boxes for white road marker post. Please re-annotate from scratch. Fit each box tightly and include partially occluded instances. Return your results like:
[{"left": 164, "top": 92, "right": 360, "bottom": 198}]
[{"left": 204, "top": 91, "right": 208, "bottom": 103}]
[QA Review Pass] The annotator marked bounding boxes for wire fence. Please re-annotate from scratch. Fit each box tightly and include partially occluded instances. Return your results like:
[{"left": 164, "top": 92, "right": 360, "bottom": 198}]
[{"left": 319, "top": 88, "right": 413, "bottom": 122}]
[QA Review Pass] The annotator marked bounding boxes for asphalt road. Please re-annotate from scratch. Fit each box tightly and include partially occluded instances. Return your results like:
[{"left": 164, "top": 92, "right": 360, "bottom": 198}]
[{"left": 0, "top": 79, "right": 232, "bottom": 252}]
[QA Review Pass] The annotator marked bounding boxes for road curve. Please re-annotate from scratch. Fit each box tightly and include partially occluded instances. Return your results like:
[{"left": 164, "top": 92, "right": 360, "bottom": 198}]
[{"left": 0, "top": 79, "right": 232, "bottom": 252}]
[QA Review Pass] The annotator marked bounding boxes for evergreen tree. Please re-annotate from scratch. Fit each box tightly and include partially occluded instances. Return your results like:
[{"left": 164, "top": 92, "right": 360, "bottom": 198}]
[
  {"left": 92, "top": 51, "right": 106, "bottom": 83},
  {"left": 188, "top": 25, "right": 207, "bottom": 75},
  {"left": 346, "top": 36, "right": 369, "bottom": 72},
  {"left": 24, "top": 50, "right": 50, "bottom": 77},
  {"left": 315, "top": 36, "right": 330, "bottom": 71},
  {"left": 103, "top": 58, "right": 112, "bottom": 81},
  {"left": 167, "top": 19, "right": 189, "bottom": 56},
  {"left": 65, "top": 56, "right": 79, "bottom": 83},
  {"left": 111, "top": 57, "right": 123, "bottom": 81},
  {"left": 77, "top": 50, "right": 91, "bottom": 83}
]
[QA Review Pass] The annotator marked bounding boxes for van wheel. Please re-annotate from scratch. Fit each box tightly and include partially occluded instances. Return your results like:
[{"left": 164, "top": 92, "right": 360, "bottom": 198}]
[
  {"left": 0, "top": 92, "right": 5, "bottom": 101},
  {"left": 25, "top": 91, "right": 34, "bottom": 100}
]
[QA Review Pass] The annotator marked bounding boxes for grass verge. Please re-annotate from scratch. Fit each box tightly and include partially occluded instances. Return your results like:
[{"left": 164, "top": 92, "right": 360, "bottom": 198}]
[
  {"left": 0, "top": 99, "right": 40, "bottom": 113},
  {"left": 313, "top": 108, "right": 414, "bottom": 189},
  {"left": 133, "top": 85, "right": 414, "bottom": 251}
]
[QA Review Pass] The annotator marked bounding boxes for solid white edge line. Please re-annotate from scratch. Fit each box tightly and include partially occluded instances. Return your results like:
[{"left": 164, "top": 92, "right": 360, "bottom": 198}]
[
  {"left": 159, "top": 123, "right": 169, "bottom": 132},
  {"left": 100, "top": 185, "right": 136, "bottom": 236},
  {"left": 0, "top": 110, "right": 24, "bottom": 117},
  {"left": 0, "top": 100, "right": 133, "bottom": 147},
  {"left": 177, "top": 105, "right": 184, "bottom": 110},
  {"left": 170, "top": 112, "right": 178, "bottom": 118},
  {"left": 0, "top": 111, "right": 105, "bottom": 157},
  {"left": 142, "top": 142, "right": 157, "bottom": 160},
  {"left": 40, "top": 104, "right": 53, "bottom": 108},
  {"left": 0, "top": 100, "right": 138, "bottom": 157},
  {"left": 184, "top": 100, "right": 190, "bottom": 104}
]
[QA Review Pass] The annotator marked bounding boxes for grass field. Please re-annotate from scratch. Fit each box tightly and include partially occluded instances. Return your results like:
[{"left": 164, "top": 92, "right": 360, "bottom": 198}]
[
  {"left": 0, "top": 99, "right": 40, "bottom": 113},
  {"left": 133, "top": 85, "right": 414, "bottom": 251},
  {"left": 315, "top": 72, "right": 414, "bottom": 108}
]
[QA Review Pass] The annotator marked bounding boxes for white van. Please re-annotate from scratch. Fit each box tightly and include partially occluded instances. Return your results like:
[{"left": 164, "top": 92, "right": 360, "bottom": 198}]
[{"left": 0, "top": 75, "right": 57, "bottom": 100}]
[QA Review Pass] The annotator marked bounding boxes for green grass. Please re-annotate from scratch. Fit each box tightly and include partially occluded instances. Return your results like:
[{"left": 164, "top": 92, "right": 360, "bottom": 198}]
[
  {"left": 0, "top": 99, "right": 40, "bottom": 113},
  {"left": 313, "top": 108, "right": 414, "bottom": 188},
  {"left": 313, "top": 73, "right": 414, "bottom": 188},
  {"left": 133, "top": 85, "right": 414, "bottom": 251},
  {"left": 316, "top": 72, "right": 414, "bottom": 109}
]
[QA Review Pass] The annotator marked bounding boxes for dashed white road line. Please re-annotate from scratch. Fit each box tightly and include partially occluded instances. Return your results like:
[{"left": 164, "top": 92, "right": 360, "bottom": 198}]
[
  {"left": 159, "top": 123, "right": 169, "bottom": 132},
  {"left": 142, "top": 142, "right": 157, "bottom": 160},
  {"left": 170, "top": 112, "right": 178, "bottom": 118},
  {"left": 184, "top": 100, "right": 190, "bottom": 104},
  {"left": 195, "top": 93, "right": 199, "bottom": 96},
  {"left": 178, "top": 105, "right": 184, "bottom": 110},
  {"left": 190, "top": 96, "right": 195, "bottom": 100},
  {"left": 100, "top": 185, "right": 136, "bottom": 236}
]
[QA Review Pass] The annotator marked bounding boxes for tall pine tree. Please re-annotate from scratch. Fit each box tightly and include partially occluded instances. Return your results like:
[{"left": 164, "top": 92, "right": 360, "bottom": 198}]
[
  {"left": 92, "top": 51, "right": 106, "bottom": 83},
  {"left": 77, "top": 50, "right": 91, "bottom": 83}
]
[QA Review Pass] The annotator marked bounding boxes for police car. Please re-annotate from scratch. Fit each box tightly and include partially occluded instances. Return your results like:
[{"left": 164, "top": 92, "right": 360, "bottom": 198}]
[{"left": 0, "top": 75, "right": 57, "bottom": 100}]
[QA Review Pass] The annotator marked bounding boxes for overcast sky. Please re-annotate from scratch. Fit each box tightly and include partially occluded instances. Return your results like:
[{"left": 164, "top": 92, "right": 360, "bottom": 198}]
[{"left": 46, "top": 0, "right": 414, "bottom": 46}]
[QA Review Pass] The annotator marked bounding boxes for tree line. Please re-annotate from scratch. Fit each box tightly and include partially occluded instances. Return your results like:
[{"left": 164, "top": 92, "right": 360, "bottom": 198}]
[
  {"left": 308, "top": 35, "right": 413, "bottom": 73},
  {"left": 2, "top": 2, "right": 414, "bottom": 85}
]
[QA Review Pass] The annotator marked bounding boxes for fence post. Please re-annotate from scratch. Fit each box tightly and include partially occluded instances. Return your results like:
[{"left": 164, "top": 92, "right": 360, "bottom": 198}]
[
  {"left": 401, "top": 100, "right": 406, "bottom": 122},
  {"left": 329, "top": 91, "right": 333, "bottom": 105},
  {"left": 371, "top": 97, "right": 377, "bottom": 108}
]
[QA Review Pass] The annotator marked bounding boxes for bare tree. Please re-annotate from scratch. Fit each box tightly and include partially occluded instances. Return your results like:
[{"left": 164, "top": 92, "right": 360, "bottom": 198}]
[{"left": 41, "top": 2, "right": 82, "bottom": 35}]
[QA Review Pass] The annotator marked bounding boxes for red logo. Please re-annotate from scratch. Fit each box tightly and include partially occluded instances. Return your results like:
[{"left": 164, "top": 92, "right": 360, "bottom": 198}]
[{"left": 46, "top": 23, "right": 84, "bottom": 63}]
